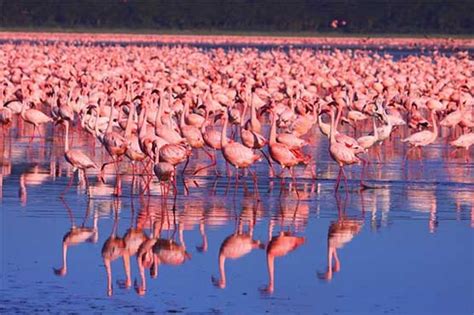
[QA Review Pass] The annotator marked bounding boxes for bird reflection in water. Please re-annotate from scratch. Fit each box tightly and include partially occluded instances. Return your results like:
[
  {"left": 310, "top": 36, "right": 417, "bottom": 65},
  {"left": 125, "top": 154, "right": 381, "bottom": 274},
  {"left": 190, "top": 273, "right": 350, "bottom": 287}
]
[
  {"left": 134, "top": 197, "right": 191, "bottom": 296},
  {"left": 318, "top": 195, "right": 363, "bottom": 281},
  {"left": 212, "top": 199, "right": 264, "bottom": 289},
  {"left": 260, "top": 199, "right": 306, "bottom": 294},
  {"left": 18, "top": 165, "right": 50, "bottom": 206},
  {"left": 102, "top": 199, "right": 131, "bottom": 297},
  {"left": 54, "top": 197, "right": 98, "bottom": 276},
  {"left": 135, "top": 219, "right": 161, "bottom": 295}
]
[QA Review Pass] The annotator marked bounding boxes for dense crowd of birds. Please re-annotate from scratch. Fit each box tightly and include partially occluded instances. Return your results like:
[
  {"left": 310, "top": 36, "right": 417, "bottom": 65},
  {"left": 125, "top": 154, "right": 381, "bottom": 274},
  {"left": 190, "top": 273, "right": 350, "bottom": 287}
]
[{"left": 1, "top": 41, "right": 473, "bottom": 197}]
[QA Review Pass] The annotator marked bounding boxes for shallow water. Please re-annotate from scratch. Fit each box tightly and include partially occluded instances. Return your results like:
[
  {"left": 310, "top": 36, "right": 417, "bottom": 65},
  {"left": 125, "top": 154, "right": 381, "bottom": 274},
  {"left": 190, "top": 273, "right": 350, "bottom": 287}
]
[{"left": 1, "top": 117, "right": 473, "bottom": 314}]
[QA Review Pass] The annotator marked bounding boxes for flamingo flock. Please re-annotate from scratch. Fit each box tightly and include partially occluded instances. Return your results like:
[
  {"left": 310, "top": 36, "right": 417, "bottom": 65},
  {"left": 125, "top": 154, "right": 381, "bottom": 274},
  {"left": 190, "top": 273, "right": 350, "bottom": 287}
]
[{"left": 1, "top": 36, "right": 473, "bottom": 198}]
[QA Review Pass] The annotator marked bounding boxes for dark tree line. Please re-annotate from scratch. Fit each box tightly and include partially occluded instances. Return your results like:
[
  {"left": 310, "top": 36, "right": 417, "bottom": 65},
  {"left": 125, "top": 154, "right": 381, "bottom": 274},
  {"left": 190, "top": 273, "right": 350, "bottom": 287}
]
[{"left": 0, "top": 0, "right": 472, "bottom": 34}]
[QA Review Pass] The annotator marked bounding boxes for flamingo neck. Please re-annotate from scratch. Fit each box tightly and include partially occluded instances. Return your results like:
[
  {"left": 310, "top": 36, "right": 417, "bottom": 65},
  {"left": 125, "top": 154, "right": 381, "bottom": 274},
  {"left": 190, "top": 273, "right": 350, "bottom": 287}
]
[
  {"left": 269, "top": 113, "right": 277, "bottom": 145},
  {"left": 431, "top": 111, "right": 438, "bottom": 139},
  {"left": 329, "top": 110, "right": 336, "bottom": 145},
  {"left": 139, "top": 106, "right": 147, "bottom": 138},
  {"left": 105, "top": 102, "right": 114, "bottom": 134},
  {"left": 94, "top": 108, "right": 102, "bottom": 139},
  {"left": 221, "top": 114, "right": 228, "bottom": 147},
  {"left": 250, "top": 94, "right": 258, "bottom": 128},
  {"left": 181, "top": 102, "right": 188, "bottom": 128},
  {"left": 157, "top": 92, "right": 164, "bottom": 127},
  {"left": 241, "top": 102, "right": 248, "bottom": 127},
  {"left": 201, "top": 110, "right": 209, "bottom": 133},
  {"left": 335, "top": 104, "right": 343, "bottom": 131},
  {"left": 372, "top": 116, "right": 378, "bottom": 138},
  {"left": 20, "top": 102, "right": 27, "bottom": 119},
  {"left": 64, "top": 121, "right": 70, "bottom": 152},
  {"left": 124, "top": 105, "right": 135, "bottom": 138}
]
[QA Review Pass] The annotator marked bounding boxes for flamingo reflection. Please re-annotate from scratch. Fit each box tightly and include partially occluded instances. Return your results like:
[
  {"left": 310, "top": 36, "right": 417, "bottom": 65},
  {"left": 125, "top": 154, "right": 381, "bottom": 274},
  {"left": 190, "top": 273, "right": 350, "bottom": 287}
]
[
  {"left": 102, "top": 200, "right": 131, "bottom": 296},
  {"left": 54, "top": 197, "right": 98, "bottom": 276},
  {"left": 212, "top": 200, "right": 264, "bottom": 289},
  {"left": 261, "top": 218, "right": 305, "bottom": 294},
  {"left": 135, "top": 220, "right": 161, "bottom": 295},
  {"left": 318, "top": 196, "right": 363, "bottom": 281}
]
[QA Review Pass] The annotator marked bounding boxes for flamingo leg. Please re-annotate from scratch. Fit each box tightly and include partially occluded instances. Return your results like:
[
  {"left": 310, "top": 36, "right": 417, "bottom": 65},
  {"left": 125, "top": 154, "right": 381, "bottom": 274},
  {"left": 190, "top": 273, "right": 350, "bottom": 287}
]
[
  {"left": 211, "top": 176, "right": 219, "bottom": 195},
  {"left": 403, "top": 146, "right": 415, "bottom": 167},
  {"left": 29, "top": 126, "right": 37, "bottom": 144},
  {"left": 99, "top": 160, "right": 116, "bottom": 183},
  {"left": 61, "top": 172, "right": 75, "bottom": 196},
  {"left": 233, "top": 168, "right": 240, "bottom": 198},
  {"left": 250, "top": 169, "right": 260, "bottom": 199},
  {"left": 334, "top": 166, "right": 342, "bottom": 193},
  {"left": 130, "top": 163, "right": 135, "bottom": 196},
  {"left": 83, "top": 169, "right": 90, "bottom": 196},
  {"left": 181, "top": 157, "right": 190, "bottom": 177},
  {"left": 171, "top": 175, "right": 178, "bottom": 203},
  {"left": 183, "top": 175, "right": 189, "bottom": 196},
  {"left": 291, "top": 167, "right": 300, "bottom": 199},
  {"left": 341, "top": 167, "right": 349, "bottom": 196},
  {"left": 359, "top": 157, "right": 367, "bottom": 188},
  {"left": 114, "top": 159, "right": 122, "bottom": 197},
  {"left": 375, "top": 145, "right": 382, "bottom": 163},
  {"left": 193, "top": 148, "right": 216, "bottom": 176},
  {"left": 225, "top": 161, "right": 231, "bottom": 178},
  {"left": 260, "top": 149, "right": 275, "bottom": 177}
]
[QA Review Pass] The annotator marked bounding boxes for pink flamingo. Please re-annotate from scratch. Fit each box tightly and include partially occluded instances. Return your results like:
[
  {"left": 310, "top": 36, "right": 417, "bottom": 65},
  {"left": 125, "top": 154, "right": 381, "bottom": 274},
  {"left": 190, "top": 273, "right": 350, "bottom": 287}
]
[
  {"left": 449, "top": 132, "right": 474, "bottom": 162},
  {"left": 328, "top": 108, "right": 361, "bottom": 193},
  {"left": 220, "top": 111, "right": 261, "bottom": 188},
  {"left": 62, "top": 120, "right": 98, "bottom": 195},
  {"left": 97, "top": 99, "right": 128, "bottom": 196},
  {"left": 401, "top": 110, "right": 438, "bottom": 159},
  {"left": 268, "top": 112, "right": 311, "bottom": 186},
  {"left": 20, "top": 102, "right": 52, "bottom": 141}
]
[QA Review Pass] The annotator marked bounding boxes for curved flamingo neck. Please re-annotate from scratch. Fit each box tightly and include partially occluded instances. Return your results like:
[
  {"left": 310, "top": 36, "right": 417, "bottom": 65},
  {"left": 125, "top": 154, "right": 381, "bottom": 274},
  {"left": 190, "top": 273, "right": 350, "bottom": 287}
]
[
  {"left": 372, "top": 116, "right": 378, "bottom": 138},
  {"left": 201, "top": 110, "right": 210, "bottom": 133},
  {"left": 181, "top": 101, "right": 189, "bottom": 128}
]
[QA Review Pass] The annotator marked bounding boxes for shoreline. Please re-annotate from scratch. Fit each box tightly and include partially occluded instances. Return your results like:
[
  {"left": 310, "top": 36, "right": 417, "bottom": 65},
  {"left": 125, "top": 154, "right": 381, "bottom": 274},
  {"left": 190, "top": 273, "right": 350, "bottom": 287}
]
[{"left": 0, "top": 30, "right": 473, "bottom": 50}]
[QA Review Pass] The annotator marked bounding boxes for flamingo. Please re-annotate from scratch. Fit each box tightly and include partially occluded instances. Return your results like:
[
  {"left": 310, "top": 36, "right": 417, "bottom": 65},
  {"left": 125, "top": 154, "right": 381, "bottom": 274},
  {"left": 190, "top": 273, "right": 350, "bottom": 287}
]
[
  {"left": 97, "top": 99, "right": 128, "bottom": 195},
  {"left": 54, "top": 198, "right": 98, "bottom": 276},
  {"left": 220, "top": 110, "right": 261, "bottom": 182},
  {"left": 62, "top": 120, "right": 98, "bottom": 195},
  {"left": 401, "top": 110, "right": 438, "bottom": 158},
  {"left": 328, "top": 107, "right": 361, "bottom": 193},
  {"left": 268, "top": 112, "right": 311, "bottom": 185},
  {"left": 449, "top": 132, "right": 474, "bottom": 162},
  {"left": 102, "top": 216, "right": 131, "bottom": 297},
  {"left": 154, "top": 90, "right": 185, "bottom": 144},
  {"left": 20, "top": 102, "right": 52, "bottom": 140},
  {"left": 193, "top": 110, "right": 222, "bottom": 176},
  {"left": 211, "top": 227, "right": 263, "bottom": 288},
  {"left": 261, "top": 231, "right": 305, "bottom": 294}
]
